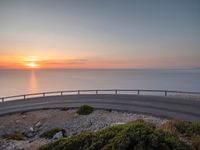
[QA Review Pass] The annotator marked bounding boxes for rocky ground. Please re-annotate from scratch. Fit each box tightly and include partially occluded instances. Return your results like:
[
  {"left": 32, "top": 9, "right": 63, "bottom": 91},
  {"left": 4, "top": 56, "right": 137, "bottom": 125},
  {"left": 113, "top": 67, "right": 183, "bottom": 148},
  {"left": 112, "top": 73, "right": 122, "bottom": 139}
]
[{"left": 0, "top": 108, "right": 168, "bottom": 150}]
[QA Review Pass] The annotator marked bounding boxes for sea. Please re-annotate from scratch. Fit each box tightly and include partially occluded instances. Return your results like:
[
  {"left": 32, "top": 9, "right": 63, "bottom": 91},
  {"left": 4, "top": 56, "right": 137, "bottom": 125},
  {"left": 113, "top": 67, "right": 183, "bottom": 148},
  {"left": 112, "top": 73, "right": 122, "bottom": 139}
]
[{"left": 0, "top": 69, "right": 200, "bottom": 97}]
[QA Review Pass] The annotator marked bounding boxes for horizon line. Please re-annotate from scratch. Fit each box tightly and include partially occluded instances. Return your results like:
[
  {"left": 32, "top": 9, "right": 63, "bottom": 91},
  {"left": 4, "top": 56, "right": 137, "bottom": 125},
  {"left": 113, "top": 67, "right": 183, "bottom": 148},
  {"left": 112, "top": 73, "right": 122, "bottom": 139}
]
[{"left": 0, "top": 67, "right": 199, "bottom": 70}]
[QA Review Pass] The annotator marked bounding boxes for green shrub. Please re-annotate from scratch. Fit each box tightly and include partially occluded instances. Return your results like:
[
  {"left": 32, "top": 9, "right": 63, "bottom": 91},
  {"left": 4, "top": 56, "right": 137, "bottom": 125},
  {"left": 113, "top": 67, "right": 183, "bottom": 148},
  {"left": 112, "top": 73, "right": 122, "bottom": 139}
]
[
  {"left": 160, "top": 119, "right": 181, "bottom": 135},
  {"left": 3, "top": 132, "right": 25, "bottom": 141},
  {"left": 76, "top": 105, "right": 93, "bottom": 115},
  {"left": 40, "top": 128, "right": 65, "bottom": 139},
  {"left": 40, "top": 120, "right": 191, "bottom": 150},
  {"left": 40, "top": 132, "right": 93, "bottom": 150},
  {"left": 186, "top": 121, "right": 200, "bottom": 137},
  {"left": 191, "top": 135, "right": 200, "bottom": 150},
  {"left": 161, "top": 119, "right": 190, "bottom": 134},
  {"left": 161, "top": 119, "right": 200, "bottom": 137},
  {"left": 170, "top": 119, "right": 191, "bottom": 135}
]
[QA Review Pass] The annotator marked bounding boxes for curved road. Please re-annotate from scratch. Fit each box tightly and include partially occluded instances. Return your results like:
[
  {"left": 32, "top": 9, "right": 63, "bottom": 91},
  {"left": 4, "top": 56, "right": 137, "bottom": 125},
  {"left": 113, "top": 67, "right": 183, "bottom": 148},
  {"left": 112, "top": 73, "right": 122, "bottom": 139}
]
[{"left": 0, "top": 94, "right": 199, "bottom": 121}]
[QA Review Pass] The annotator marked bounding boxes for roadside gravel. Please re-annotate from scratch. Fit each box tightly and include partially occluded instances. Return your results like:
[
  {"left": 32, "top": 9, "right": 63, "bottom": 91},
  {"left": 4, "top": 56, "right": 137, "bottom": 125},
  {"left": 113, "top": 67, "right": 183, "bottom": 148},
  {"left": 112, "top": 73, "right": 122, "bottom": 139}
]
[{"left": 0, "top": 109, "right": 168, "bottom": 150}]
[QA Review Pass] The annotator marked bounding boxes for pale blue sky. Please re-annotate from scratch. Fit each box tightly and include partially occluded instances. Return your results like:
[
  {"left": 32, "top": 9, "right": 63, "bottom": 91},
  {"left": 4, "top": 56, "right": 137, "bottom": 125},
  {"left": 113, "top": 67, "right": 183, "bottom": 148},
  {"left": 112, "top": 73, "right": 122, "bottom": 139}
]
[{"left": 0, "top": 0, "right": 199, "bottom": 68}]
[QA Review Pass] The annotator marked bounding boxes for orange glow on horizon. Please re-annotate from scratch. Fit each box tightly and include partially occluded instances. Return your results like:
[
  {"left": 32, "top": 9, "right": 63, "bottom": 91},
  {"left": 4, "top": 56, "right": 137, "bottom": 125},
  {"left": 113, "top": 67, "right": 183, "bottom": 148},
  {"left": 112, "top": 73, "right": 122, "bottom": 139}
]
[
  {"left": 26, "top": 62, "right": 39, "bottom": 68},
  {"left": 0, "top": 59, "right": 159, "bottom": 69},
  {"left": 0, "top": 55, "right": 186, "bottom": 69}
]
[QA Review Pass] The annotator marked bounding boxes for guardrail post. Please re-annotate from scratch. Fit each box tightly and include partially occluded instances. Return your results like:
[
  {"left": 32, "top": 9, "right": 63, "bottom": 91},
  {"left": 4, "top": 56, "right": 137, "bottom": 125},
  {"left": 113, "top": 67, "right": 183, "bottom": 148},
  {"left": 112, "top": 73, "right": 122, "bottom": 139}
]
[
  {"left": 165, "top": 91, "right": 167, "bottom": 96},
  {"left": 2, "top": 98, "right": 4, "bottom": 102},
  {"left": 78, "top": 90, "right": 80, "bottom": 95},
  {"left": 115, "top": 90, "right": 118, "bottom": 95},
  {"left": 24, "top": 95, "right": 26, "bottom": 99},
  {"left": 43, "top": 93, "right": 45, "bottom": 97},
  {"left": 96, "top": 90, "right": 98, "bottom": 95},
  {"left": 61, "top": 91, "right": 63, "bottom": 96},
  {"left": 138, "top": 90, "right": 140, "bottom": 95}
]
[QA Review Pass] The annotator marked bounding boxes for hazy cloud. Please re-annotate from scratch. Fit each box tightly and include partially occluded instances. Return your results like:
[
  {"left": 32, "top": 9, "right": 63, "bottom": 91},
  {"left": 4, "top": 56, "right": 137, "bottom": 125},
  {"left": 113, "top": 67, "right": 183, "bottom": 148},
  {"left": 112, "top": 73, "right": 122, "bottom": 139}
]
[{"left": 25, "top": 59, "right": 88, "bottom": 65}]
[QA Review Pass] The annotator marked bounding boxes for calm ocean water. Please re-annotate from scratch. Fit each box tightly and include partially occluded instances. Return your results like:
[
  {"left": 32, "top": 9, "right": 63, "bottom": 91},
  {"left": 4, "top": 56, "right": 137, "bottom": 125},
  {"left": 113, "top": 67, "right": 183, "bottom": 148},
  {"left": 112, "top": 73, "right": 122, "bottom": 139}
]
[{"left": 0, "top": 69, "right": 200, "bottom": 97}]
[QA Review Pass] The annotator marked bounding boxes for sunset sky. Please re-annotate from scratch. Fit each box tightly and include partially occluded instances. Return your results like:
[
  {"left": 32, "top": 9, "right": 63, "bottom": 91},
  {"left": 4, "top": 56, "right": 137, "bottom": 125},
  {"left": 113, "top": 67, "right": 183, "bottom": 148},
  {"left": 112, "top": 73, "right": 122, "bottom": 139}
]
[{"left": 0, "top": 0, "right": 199, "bottom": 69}]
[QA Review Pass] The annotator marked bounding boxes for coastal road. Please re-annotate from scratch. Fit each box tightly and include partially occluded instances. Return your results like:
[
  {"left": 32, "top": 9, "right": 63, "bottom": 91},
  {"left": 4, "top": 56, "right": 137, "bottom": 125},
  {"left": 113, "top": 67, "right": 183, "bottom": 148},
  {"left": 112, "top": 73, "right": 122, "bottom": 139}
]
[{"left": 0, "top": 94, "right": 199, "bottom": 121}]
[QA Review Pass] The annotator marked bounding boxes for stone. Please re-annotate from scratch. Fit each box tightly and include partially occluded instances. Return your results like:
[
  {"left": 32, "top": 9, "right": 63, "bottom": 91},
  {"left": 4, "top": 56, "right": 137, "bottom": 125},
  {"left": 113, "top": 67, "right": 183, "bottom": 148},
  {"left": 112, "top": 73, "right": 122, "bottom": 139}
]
[
  {"left": 111, "top": 122, "right": 125, "bottom": 126},
  {"left": 15, "top": 120, "right": 20, "bottom": 124},
  {"left": 35, "top": 122, "right": 42, "bottom": 128},
  {"left": 52, "top": 131, "right": 63, "bottom": 140},
  {"left": 26, "top": 132, "right": 35, "bottom": 138},
  {"left": 24, "top": 127, "right": 36, "bottom": 138},
  {"left": 29, "top": 127, "right": 34, "bottom": 132},
  {"left": 22, "top": 115, "right": 26, "bottom": 119}
]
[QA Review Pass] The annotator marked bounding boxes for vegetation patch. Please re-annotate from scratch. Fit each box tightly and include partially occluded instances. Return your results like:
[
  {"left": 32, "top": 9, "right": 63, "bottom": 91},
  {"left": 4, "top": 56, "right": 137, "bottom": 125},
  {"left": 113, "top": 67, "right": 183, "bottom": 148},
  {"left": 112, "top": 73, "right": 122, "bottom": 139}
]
[
  {"left": 187, "top": 121, "right": 200, "bottom": 137},
  {"left": 40, "top": 120, "right": 192, "bottom": 150},
  {"left": 40, "top": 128, "right": 65, "bottom": 139},
  {"left": 191, "top": 135, "right": 200, "bottom": 150},
  {"left": 161, "top": 119, "right": 200, "bottom": 150},
  {"left": 3, "top": 132, "right": 25, "bottom": 141},
  {"left": 160, "top": 119, "right": 200, "bottom": 137},
  {"left": 77, "top": 105, "right": 94, "bottom": 115}
]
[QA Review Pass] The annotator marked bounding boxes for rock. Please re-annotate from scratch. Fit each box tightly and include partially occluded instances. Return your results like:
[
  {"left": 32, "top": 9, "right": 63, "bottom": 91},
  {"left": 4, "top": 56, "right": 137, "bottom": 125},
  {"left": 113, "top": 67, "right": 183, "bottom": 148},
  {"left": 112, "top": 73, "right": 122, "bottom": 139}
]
[
  {"left": 35, "top": 122, "right": 42, "bottom": 128},
  {"left": 111, "top": 122, "right": 125, "bottom": 126},
  {"left": 52, "top": 131, "right": 63, "bottom": 140},
  {"left": 24, "top": 127, "right": 35, "bottom": 138},
  {"left": 22, "top": 115, "right": 26, "bottom": 119},
  {"left": 15, "top": 120, "right": 20, "bottom": 124},
  {"left": 29, "top": 127, "right": 34, "bottom": 132},
  {"left": 26, "top": 132, "right": 35, "bottom": 138}
]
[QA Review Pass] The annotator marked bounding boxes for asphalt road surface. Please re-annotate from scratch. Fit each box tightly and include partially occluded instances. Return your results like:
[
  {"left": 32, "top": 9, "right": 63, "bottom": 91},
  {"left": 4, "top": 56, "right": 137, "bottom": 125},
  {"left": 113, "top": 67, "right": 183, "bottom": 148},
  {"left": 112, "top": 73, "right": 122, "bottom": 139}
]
[{"left": 0, "top": 94, "right": 199, "bottom": 121}]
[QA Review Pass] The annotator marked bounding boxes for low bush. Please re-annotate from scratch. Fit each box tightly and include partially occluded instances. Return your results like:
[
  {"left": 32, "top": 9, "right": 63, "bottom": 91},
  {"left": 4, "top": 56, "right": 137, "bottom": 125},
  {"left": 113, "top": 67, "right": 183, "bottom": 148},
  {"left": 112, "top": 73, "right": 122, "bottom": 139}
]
[
  {"left": 40, "top": 128, "right": 65, "bottom": 139},
  {"left": 3, "top": 132, "right": 25, "bottom": 141},
  {"left": 191, "top": 135, "right": 200, "bottom": 150},
  {"left": 40, "top": 120, "right": 191, "bottom": 150},
  {"left": 166, "top": 119, "right": 190, "bottom": 135},
  {"left": 76, "top": 105, "right": 93, "bottom": 115},
  {"left": 161, "top": 119, "right": 200, "bottom": 137},
  {"left": 161, "top": 119, "right": 200, "bottom": 149},
  {"left": 187, "top": 121, "right": 200, "bottom": 137}
]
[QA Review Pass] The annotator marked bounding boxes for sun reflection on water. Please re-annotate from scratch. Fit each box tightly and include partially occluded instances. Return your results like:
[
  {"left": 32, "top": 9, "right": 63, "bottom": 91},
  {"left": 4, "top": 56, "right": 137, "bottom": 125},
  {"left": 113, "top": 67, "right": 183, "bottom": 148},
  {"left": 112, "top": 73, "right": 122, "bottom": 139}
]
[{"left": 29, "top": 70, "right": 38, "bottom": 93}]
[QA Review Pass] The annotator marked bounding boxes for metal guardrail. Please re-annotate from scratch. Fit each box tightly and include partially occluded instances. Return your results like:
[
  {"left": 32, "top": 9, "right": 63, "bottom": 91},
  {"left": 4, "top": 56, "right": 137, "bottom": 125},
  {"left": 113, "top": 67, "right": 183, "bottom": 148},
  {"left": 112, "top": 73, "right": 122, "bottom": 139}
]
[{"left": 1, "top": 89, "right": 200, "bottom": 102}]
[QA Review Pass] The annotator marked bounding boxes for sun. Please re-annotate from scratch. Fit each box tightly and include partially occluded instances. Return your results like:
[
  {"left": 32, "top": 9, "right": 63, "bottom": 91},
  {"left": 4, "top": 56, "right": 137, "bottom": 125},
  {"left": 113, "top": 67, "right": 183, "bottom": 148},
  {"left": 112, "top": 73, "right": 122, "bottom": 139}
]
[{"left": 26, "top": 62, "right": 38, "bottom": 68}]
